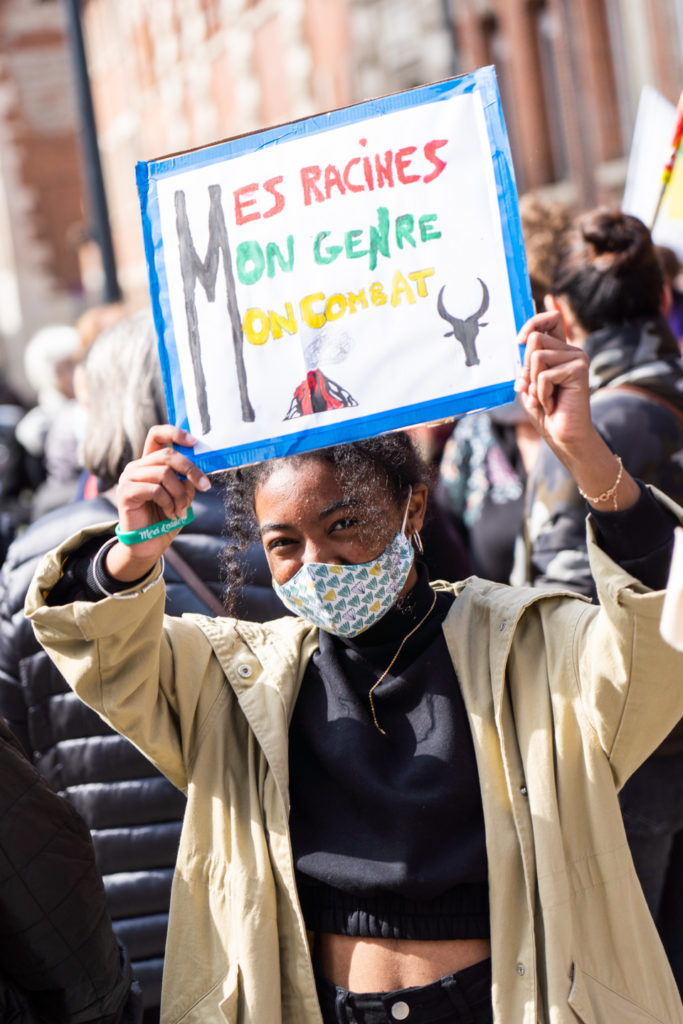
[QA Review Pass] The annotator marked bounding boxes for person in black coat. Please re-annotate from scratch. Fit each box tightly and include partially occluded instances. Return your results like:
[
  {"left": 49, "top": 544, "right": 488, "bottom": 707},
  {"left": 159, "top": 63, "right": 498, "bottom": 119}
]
[
  {"left": 0, "top": 715, "right": 140, "bottom": 1023},
  {"left": 0, "top": 311, "right": 286, "bottom": 1022}
]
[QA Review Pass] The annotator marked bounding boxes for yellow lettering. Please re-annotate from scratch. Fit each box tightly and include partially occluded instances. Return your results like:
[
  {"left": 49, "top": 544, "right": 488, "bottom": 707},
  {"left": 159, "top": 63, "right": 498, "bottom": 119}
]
[
  {"left": 347, "top": 290, "right": 368, "bottom": 313},
  {"left": 370, "top": 282, "right": 387, "bottom": 306},
  {"left": 269, "top": 303, "right": 297, "bottom": 339},
  {"left": 390, "top": 270, "right": 415, "bottom": 307},
  {"left": 408, "top": 267, "right": 435, "bottom": 298},
  {"left": 300, "top": 292, "right": 326, "bottom": 328},
  {"left": 243, "top": 307, "right": 271, "bottom": 345},
  {"left": 325, "top": 294, "right": 347, "bottom": 321}
]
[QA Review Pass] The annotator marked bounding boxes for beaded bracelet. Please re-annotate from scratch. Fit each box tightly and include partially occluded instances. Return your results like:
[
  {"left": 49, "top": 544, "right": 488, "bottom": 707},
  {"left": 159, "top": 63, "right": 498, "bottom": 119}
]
[
  {"left": 578, "top": 455, "right": 623, "bottom": 512},
  {"left": 114, "top": 506, "right": 195, "bottom": 545}
]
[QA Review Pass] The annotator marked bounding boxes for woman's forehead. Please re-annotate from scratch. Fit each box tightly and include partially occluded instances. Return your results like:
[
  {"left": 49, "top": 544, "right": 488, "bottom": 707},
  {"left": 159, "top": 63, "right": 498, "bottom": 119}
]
[{"left": 253, "top": 457, "right": 391, "bottom": 521}]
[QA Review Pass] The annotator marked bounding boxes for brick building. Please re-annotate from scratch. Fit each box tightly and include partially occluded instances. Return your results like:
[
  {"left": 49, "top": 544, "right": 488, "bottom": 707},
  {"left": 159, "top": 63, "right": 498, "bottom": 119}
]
[
  {"left": 450, "top": 0, "right": 683, "bottom": 204},
  {"left": 77, "top": 0, "right": 682, "bottom": 306},
  {"left": 0, "top": 0, "right": 86, "bottom": 392},
  {"left": 0, "top": 0, "right": 681, "bottom": 351},
  {"left": 77, "top": 0, "right": 464, "bottom": 305}
]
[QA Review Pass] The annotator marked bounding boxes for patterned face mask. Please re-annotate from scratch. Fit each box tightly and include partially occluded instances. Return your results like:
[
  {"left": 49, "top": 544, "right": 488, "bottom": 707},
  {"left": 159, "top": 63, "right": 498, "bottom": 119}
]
[{"left": 272, "top": 492, "right": 415, "bottom": 638}]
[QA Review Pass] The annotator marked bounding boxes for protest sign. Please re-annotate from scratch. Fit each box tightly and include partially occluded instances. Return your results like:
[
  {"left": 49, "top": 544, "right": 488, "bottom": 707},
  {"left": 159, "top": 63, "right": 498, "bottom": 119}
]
[
  {"left": 622, "top": 85, "right": 683, "bottom": 262},
  {"left": 137, "top": 64, "right": 533, "bottom": 472}
]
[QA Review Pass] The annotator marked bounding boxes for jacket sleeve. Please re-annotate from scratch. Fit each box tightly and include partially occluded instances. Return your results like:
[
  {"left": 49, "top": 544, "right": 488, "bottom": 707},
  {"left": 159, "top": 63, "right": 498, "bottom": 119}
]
[
  {"left": 25, "top": 525, "right": 237, "bottom": 793},
  {"left": 573, "top": 487, "right": 683, "bottom": 787},
  {"left": 0, "top": 551, "right": 33, "bottom": 755}
]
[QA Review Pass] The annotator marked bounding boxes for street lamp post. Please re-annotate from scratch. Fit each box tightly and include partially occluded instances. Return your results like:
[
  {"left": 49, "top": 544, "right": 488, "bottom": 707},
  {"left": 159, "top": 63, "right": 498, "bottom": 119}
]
[{"left": 63, "top": 0, "right": 121, "bottom": 303}]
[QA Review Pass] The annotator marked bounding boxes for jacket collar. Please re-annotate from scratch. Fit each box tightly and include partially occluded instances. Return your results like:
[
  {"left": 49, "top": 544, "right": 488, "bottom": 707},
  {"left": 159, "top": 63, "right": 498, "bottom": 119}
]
[
  {"left": 196, "top": 614, "right": 318, "bottom": 814},
  {"left": 585, "top": 317, "right": 683, "bottom": 409}
]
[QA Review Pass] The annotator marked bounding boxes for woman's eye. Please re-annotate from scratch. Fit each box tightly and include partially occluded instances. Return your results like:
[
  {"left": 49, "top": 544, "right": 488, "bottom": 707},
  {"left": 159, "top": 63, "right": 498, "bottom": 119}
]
[
  {"left": 331, "top": 517, "right": 358, "bottom": 532},
  {"left": 267, "top": 536, "right": 295, "bottom": 551}
]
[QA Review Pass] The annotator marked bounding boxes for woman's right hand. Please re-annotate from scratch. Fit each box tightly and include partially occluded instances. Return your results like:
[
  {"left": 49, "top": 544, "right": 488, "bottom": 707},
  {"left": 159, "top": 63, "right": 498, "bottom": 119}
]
[{"left": 105, "top": 425, "right": 211, "bottom": 582}]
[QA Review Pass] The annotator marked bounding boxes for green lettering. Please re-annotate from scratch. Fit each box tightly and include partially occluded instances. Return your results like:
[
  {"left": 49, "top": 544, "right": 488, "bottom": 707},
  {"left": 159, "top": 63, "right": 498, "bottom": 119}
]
[
  {"left": 345, "top": 229, "right": 369, "bottom": 260},
  {"left": 236, "top": 241, "right": 265, "bottom": 285},
  {"left": 395, "top": 214, "right": 416, "bottom": 250},
  {"left": 419, "top": 213, "right": 441, "bottom": 242},
  {"left": 266, "top": 236, "right": 295, "bottom": 277},
  {"left": 368, "top": 207, "right": 390, "bottom": 271},
  {"left": 314, "top": 231, "right": 343, "bottom": 265}
]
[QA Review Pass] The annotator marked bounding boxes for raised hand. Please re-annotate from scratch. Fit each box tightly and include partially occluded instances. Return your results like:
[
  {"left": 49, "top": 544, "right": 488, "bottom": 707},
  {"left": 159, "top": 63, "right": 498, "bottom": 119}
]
[
  {"left": 515, "top": 311, "right": 640, "bottom": 513},
  {"left": 516, "top": 310, "right": 592, "bottom": 449},
  {"left": 107, "top": 425, "right": 211, "bottom": 581}
]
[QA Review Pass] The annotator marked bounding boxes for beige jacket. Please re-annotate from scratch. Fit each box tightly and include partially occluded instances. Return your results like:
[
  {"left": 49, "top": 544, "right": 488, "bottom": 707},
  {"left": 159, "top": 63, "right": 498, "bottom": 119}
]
[{"left": 26, "top": 497, "right": 683, "bottom": 1024}]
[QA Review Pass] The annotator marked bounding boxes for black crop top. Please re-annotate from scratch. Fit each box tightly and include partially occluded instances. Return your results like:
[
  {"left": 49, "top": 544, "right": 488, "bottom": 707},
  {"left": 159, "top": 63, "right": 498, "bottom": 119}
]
[{"left": 288, "top": 563, "right": 491, "bottom": 941}]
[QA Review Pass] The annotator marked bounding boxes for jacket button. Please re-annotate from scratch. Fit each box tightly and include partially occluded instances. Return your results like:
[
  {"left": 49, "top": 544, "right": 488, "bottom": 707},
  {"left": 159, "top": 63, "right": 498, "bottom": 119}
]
[
  {"left": 499, "top": 621, "right": 506, "bottom": 631},
  {"left": 516, "top": 963, "right": 525, "bottom": 976},
  {"left": 237, "top": 664, "right": 252, "bottom": 678},
  {"left": 520, "top": 785, "right": 528, "bottom": 796}
]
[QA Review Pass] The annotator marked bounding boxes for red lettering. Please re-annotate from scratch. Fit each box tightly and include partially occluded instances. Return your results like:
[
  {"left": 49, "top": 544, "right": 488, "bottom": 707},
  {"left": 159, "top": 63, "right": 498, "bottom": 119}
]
[
  {"left": 374, "top": 151, "right": 394, "bottom": 188},
  {"left": 324, "top": 164, "right": 346, "bottom": 199},
  {"left": 423, "top": 139, "right": 448, "bottom": 183},
  {"left": 262, "top": 175, "right": 285, "bottom": 218},
  {"left": 234, "top": 183, "right": 260, "bottom": 225},
  {"left": 342, "top": 157, "right": 363, "bottom": 193},
  {"left": 301, "top": 166, "right": 324, "bottom": 205},
  {"left": 362, "top": 156, "right": 374, "bottom": 190},
  {"left": 395, "top": 146, "right": 420, "bottom": 184}
]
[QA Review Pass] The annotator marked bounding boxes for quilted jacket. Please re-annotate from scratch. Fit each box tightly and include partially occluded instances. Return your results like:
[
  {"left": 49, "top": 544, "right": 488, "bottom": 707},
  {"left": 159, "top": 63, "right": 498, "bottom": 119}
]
[{"left": 0, "top": 486, "right": 284, "bottom": 1013}]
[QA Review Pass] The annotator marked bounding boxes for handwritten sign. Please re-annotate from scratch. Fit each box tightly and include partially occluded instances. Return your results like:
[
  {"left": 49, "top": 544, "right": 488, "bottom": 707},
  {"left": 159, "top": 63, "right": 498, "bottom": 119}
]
[
  {"left": 137, "top": 65, "right": 533, "bottom": 472},
  {"left": 623, "top": 85, "right": 683, "bottom": 262}
]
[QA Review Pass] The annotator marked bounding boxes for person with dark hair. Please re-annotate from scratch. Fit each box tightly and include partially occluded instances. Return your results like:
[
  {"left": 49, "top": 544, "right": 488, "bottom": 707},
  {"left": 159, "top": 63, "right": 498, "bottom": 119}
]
[
  {"left": 519, "top": 207, "right": 683, "bottom": 590},
  {"left": 655, "top": 244, "right": 683, "bottom": 346},
  {"left": 0, "top": 311, "right": 285, "bottom": 1023},
  {"left": 517, "top": 207, "right": 683, "bottom": 994},
  {"left": 0, "top": 715, "right": 141, "bottom": 1023},
  {"left": 23, "top": 310, "right": 683, "bottom": 1023}
]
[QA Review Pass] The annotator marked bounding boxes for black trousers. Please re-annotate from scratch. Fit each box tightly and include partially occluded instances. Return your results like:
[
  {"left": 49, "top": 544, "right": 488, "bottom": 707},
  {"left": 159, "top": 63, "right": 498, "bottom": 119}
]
[{"left": 316, "top": 957, "right": 493, "bottom": 1024}]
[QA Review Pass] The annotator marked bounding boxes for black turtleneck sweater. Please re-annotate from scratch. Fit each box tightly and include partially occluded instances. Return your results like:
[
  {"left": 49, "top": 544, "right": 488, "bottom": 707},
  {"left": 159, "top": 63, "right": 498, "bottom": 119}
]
[{"left": 289, "top": 562, "right": 490, "bottom": 940}]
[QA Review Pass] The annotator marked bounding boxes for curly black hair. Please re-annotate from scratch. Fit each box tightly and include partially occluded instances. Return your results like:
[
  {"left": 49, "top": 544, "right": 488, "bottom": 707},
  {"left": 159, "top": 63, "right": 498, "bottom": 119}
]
[{"left": 217, "top": 432, "right": 429, "bottom": 613}]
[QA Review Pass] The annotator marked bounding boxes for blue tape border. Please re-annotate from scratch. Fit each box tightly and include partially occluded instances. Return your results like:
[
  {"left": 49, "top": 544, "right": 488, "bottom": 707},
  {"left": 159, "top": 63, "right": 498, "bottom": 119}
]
[
  {"left": 136, "top": 66, "right": 532, "bottom": 469},
  {"left": 182, "top": 379, "right": 517, "bottom": 473}
]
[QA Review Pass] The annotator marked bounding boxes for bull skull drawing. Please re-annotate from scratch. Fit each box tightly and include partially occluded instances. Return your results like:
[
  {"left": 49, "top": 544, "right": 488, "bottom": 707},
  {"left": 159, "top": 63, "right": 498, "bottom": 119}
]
[{"left": 437, "top": 277, "right": 490, "bottom": 367}]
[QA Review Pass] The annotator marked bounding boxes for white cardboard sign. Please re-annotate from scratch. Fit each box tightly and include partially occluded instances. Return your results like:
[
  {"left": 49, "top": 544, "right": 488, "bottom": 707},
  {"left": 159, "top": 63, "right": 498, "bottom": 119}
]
[{"left": 137, "top": 66, "right": 532, "bottom": 472}]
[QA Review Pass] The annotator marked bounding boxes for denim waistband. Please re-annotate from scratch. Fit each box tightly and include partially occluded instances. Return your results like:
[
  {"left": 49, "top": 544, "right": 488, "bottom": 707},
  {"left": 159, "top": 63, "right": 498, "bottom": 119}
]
[{"left": 315, "top": 956, "right": 492, "bottom": 1024}]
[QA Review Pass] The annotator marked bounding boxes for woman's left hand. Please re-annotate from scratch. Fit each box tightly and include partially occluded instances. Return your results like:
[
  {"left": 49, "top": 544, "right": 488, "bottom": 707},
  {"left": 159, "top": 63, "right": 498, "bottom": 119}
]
[
  {"left": 515, "top": 311, "right": 641, "bottom": 512},
  {"left": 516, "top": 310, "right": 592, "bottom": 453}
]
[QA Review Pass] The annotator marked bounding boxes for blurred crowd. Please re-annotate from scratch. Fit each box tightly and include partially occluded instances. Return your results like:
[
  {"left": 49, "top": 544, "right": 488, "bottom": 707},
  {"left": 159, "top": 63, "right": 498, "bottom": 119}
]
[{"left": 0, "top": 195, "right": 681, "bottom": 1020}]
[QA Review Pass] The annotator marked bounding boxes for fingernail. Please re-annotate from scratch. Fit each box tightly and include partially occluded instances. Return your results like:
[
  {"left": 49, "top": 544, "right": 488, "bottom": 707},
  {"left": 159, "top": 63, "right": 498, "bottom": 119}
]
[
  {"left": 198, "top": 475, "right": 211, "bottom": 491},
  {"left": 184, "top": 433, "right": 197, "bottom": 445}
]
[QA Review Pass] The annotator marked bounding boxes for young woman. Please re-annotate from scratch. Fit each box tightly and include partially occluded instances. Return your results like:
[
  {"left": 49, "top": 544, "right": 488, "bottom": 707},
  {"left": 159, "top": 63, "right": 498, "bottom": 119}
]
[{"left": 26, "top": 312, "right": 683, "bottom": 1024}]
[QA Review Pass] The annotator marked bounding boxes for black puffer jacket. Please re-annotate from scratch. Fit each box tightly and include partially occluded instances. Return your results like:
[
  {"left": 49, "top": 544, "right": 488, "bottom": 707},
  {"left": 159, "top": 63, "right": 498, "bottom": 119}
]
[
  {"left": 0, "top": 716, "right": 140, "bottom": 1024},
  {"left": 0, "top": 487, "right": 285, "bottom": 1016}
]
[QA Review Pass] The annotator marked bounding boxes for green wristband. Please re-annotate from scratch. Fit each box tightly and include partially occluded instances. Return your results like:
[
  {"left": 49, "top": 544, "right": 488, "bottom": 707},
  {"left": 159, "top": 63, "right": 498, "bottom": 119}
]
[{"left": 114, "top": 506, "right": 195, "bottom": 545}]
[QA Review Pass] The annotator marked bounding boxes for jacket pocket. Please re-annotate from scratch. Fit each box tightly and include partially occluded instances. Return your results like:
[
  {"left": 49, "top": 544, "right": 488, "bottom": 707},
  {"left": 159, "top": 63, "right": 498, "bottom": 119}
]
[
  {"left": 219, "top": 964, "right": 241, "bottom": 1022},
  {"left": 568, "top": 964, "right": 666, "bottom": 1023}
]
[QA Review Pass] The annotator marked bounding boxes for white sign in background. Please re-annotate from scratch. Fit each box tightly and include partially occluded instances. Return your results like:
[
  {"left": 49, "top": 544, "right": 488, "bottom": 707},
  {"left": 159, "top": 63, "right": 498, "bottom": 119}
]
[
  {"left": 140, "top": 70, "right": 532, "bottom": 470},
  {"left": 622, "top": 85, "right": 683, "bottom": 262}
]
